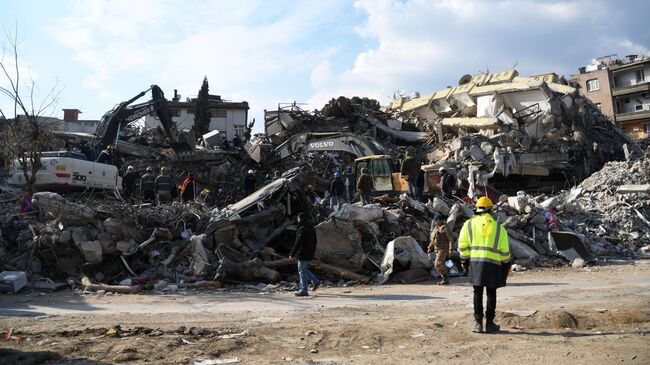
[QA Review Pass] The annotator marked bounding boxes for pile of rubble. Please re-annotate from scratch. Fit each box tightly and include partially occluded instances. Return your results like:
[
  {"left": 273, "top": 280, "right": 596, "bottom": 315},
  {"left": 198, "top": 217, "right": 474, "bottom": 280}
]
[{"left": 2, "top": 68, "right": 649, "bottom": 293}]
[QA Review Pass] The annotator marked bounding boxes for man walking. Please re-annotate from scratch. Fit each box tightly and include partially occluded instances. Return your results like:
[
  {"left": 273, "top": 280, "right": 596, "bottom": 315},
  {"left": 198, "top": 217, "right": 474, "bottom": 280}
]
[
  {"left": 329, "top": 171, "right": 345, "bottom": 211},
  {"left": 154, "top": 167, "right": 173, "bottom": 204},
  {"left": 356, "top": 168, "right": 374, "bottom": 205},
  {"left": 140, "top": 167, "right": 156, "bottom": 202},
  {"left": 458, "top": 196, "right": 512, "bottom": 333},
  {"left": 289, "top": 212, "right": 320, "bottom": 297},
  {"left": 428, "top": 213, "right": 451, "bottom": 285},
  {"left": 400, "top": 149, "right": 420, "bottom": 198}
]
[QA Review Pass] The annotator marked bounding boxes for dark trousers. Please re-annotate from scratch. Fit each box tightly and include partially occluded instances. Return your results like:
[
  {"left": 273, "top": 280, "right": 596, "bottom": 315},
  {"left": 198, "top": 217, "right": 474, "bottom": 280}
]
[
  {"left": 473, "top": 286, "right": 497, "bottom": 322},
  {"left": 143, "top": 190, "right": 155, "bottom": 202}
]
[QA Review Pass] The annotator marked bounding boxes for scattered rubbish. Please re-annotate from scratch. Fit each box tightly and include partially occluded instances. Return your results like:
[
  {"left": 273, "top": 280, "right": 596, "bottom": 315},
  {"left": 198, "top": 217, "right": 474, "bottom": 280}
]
[
  {"left": 194, "top": 357, "right": 241, "bottom": 365},
  {"left": 218, "top": 330, "right": 249, "bottom": 339},
  {"left": 504, "top": 310, "right": 538, "bottom": 317},
  {"left": 0, "top": 271, "right": 28, "bottom": 293}
]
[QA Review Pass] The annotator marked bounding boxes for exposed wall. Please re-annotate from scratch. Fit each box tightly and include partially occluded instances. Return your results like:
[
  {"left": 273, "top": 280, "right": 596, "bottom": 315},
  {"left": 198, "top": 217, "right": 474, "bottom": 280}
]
[
  {"left": 144, "top": 108, "right": 247, "bottom": 140},
  {"left": 571, "top": 68, "right": 615, "bottom": 121}
]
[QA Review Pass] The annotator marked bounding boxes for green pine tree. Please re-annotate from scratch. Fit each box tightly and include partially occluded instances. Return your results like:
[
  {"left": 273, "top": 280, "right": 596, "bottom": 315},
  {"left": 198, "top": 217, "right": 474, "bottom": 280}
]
[{"left": 194, "top": 76, "right": 211, "bottom": 135}]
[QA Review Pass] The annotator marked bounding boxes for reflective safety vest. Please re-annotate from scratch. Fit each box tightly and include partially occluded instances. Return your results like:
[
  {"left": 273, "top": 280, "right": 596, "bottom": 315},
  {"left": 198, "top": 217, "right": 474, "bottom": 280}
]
[{"left": 458, "top": 213, "right": 510, "bottom": 265}]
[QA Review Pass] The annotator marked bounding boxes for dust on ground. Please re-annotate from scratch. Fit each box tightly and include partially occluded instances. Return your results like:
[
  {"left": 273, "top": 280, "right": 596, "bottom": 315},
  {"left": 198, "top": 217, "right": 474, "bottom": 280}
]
[{"left": 1, "top": 261, "right": 649, "bottom": 365}]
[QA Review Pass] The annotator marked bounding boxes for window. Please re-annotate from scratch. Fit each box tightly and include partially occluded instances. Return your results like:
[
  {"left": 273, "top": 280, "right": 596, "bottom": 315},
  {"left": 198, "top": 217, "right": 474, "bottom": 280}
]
[
  {"left": 211, "top": 109, "right": 227, "bottom": 118},
  {"left": 233, "top": 124, "right": 246, "bottom": 137},
  {"left": 595, "top": 103, "right": 602, "bottom": 111},
  {"left": 586, "top": 78, "right": 600, "bottom": 92},
  {"left": 186, "top": 108, "right": 195, "bottom": 114},
  {"left": 170, "top": 109, "right": 180, "bottom": 117},
  {"left": 635, "top": 105, "right": 643, "bottom": 111},
  {"left": 636, "top": 69, "right": 645, "bottom": 83}
]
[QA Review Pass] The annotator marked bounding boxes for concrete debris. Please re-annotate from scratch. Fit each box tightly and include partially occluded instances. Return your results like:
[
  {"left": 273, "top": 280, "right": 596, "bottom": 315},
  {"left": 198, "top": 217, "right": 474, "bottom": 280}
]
[{"left": 1, "top": 68, "right": 648, "bottom": 295}]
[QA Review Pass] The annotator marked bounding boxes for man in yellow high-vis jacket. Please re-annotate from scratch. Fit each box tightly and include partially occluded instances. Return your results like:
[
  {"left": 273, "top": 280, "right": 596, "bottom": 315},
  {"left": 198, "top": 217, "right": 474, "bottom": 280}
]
[{"left": 458, "top": 196, "right": 512, "bottom": 333}]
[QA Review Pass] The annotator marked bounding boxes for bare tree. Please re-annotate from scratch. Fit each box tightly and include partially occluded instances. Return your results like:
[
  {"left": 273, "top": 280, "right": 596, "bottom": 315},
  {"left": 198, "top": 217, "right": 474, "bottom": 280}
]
[{"left": 0, "top": 27, "right": 60, "bottom": 194}]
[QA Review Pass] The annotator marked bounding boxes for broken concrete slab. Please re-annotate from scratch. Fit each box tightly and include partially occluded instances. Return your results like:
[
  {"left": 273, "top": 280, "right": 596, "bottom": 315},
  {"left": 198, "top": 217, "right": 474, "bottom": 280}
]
[{"left": 616, "top": 184, "right": 650, "bottom": 194}]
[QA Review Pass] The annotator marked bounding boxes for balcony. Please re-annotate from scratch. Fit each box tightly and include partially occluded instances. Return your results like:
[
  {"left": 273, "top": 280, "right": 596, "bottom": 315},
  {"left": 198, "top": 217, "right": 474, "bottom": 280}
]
[
  {"left": 612, "top": 81, "right": 650, "bottom": 96},
  {"left": 616, "top": 109, "right": 650, "bottom": 123}
]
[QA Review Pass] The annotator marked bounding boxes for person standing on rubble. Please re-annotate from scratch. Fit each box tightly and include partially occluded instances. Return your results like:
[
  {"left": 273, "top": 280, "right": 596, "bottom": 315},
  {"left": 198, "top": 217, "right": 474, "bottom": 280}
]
[
  {"left": 439, "top": 167, "right": 456, "bottom": 199},
  {"left": 329, "top": 171, "right": 345, "bottom": 211},
  {"left": 356, "top": 167, "right": 374, "bottom": 205},
  {"left": 96, "top": 144, "right": 115, "bottom": 164},
  {"left": 233, "top": 134, "right": 242, "bottom": 149},
  {"left": 400, "top": 149, "right": 420, "bottom": 198},
  {"left": 458, "top": 196, "right": 512, "bottom": 333},
  {"left": 154, "top": 167, "right": 173, "bottom": 204},
  {"left": 244, "top": 169, "right": 257, "bottom": 196},
  {"left": 289, "top": 212, "right": 320, "bottom": 297},
  {"left": 122, "top": 166, "right": 137, "bottom": 199},
  {"left": 428, "top": 213, "right": 451, "bottom": 285},
  {"left": 181, "top": 173, "right": 197, "bottom": 202},
  {"left": 140, "top": 167, "right": 156, "bottom": 202},
  {"left": 343, "top": 167, "right": 355, "bottom": 203}
]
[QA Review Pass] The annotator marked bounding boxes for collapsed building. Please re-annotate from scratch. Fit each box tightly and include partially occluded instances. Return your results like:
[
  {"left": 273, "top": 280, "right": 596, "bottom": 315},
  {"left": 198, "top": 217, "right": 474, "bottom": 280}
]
[{"left": 1, "top": 69, "right": 649, "bottom": 294}]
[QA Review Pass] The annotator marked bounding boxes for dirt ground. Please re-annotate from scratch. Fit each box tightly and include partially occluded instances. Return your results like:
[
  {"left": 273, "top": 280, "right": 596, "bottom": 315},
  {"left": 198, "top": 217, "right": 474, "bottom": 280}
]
[{"left": 1, "top": 261, "right": 649, "bottom": 365}]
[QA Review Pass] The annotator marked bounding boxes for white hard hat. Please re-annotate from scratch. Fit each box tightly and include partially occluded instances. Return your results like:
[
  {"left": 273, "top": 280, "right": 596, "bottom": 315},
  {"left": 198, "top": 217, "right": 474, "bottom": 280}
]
[
  {"left": 438, "top": 167, "right": 446, "bottom": 173},
  {"left": 248, "top": 169, "right": 254, "bottom": 174},
  {"left": 127, "top": 166, "right": 134, "bottom": 171}
]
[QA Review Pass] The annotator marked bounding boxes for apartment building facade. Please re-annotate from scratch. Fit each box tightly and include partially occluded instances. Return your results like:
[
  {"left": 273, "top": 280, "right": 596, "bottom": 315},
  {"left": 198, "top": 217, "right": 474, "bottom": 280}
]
[
  {"left": 572, "top": 55, "right": 650, "bottom": 140},
  {"left": 144, "top": 90, "right": 249, "bottom": 140}
]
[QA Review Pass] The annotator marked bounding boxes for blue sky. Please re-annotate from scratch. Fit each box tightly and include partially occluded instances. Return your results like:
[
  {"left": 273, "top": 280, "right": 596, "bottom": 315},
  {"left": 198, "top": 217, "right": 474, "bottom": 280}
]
[{"left": 1, "top": 0, "right": 649, "bottom": 133}]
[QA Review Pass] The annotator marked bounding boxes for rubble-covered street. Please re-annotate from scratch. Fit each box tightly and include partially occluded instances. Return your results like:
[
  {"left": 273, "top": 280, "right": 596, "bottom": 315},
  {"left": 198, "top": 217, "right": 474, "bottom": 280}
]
[
  {"left": 1, "top": 262, "right": 649, "bottom": 364},
  {"left": 2, "top": 2, "right": 650, "bottom": 362},
  {"left": 1, "top": 67, "right": 649, "bottom": 364}
]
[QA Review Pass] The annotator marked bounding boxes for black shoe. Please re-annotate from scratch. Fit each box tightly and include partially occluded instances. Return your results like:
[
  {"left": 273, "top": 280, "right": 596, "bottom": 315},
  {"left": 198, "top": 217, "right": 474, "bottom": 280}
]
[
  {"left": 294, "top": 292, "right": 309, "bottom": 297},
  {"left": 473, "top": 321, "right": 483, "bottom": 333},
  {"left": 438, "top": 275, "right": 449, "bottom": 285},
  {"left": 312, "top": 281, "right": 321, "bottom": 291},
  {"left": 485, "top": 322, "right": 500, "bottom": 333}
]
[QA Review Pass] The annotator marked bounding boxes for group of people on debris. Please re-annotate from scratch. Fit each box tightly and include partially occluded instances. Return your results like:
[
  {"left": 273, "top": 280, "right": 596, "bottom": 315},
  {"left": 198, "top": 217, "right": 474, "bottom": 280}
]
[
  {"left": 290, "top": 194, "right": 511, "bottom": 334},
  {"left": 400, "top": 148, "right": 456, "bottom": 201},
  {"left": 221, "top": 134, "right": 242, "bottom": 151},
  {"left": 121, "top": 166, "right": 197, "bottom": 204}
]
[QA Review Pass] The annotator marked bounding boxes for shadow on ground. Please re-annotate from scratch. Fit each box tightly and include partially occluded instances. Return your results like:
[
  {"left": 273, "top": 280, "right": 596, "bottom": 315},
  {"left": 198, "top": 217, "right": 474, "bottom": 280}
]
[{"left": 0, "top": 348, "right": 112, "bottom": 365}]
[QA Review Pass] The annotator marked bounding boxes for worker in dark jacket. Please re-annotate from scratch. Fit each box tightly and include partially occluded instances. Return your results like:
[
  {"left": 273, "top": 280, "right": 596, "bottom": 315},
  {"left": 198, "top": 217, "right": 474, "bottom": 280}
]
[
  {"left": 121, "top": 166, "right": 136, "bottom": 198},
  {"left": 289, "top": 212, "right": 320, "bottom": 297},
  {"left": 458, "top": 196, "right": 512, "bottom": 333},
  {"left": 329, "top": 171, "right": 345, "bottom": 211},
  {"left": 140, "top": 167, "right": 155, "bottom": 202},
  {"left": 244, "top": 169, "right": 257, "bottom": 196},
  {"left": 154, "top": 167, "right": 173, "bottom": 204},
  {"left": 439, "top": 167, "right": 456, "bottom": 199},
  {"left": 356, "top": 168, "right": 374, "bottom": 205},
  {"left": 180, "top": 173, "right": 197, "bottom": 202},
  {"left": 400, "top": 149, "right": 420, "bottom": 197},
  {"left": 96, "top": 144, "right": 115, "bottom": 164}
]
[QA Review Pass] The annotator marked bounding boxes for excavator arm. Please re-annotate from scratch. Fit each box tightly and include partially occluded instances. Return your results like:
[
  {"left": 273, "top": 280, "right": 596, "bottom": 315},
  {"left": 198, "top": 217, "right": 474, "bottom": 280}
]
[
  {"left": 266, "top": 132, "right": 384, "bottom": 164},
  {"left": 92, "top": 85, "right": 189, "bottom": 157}
]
